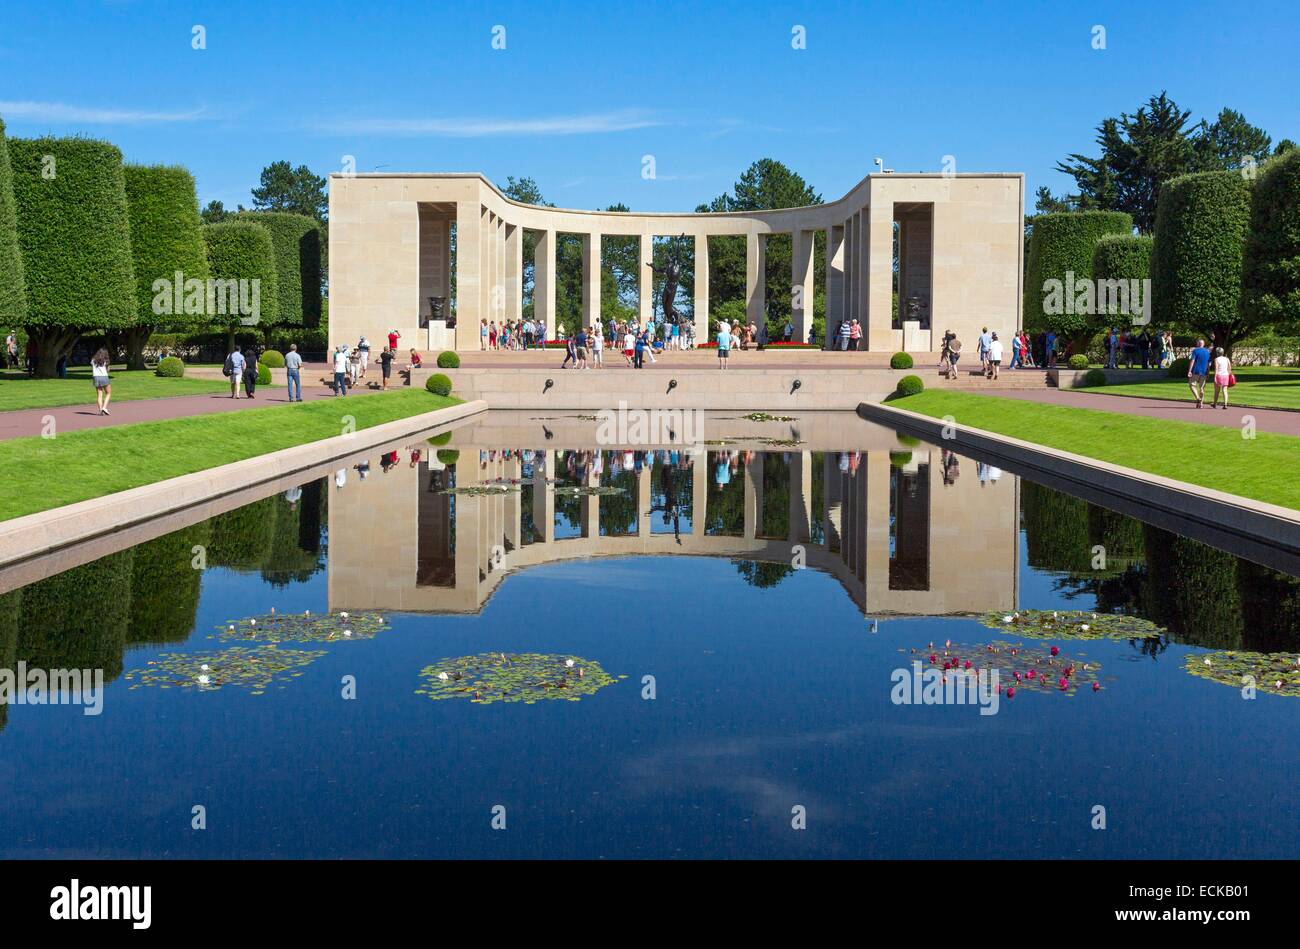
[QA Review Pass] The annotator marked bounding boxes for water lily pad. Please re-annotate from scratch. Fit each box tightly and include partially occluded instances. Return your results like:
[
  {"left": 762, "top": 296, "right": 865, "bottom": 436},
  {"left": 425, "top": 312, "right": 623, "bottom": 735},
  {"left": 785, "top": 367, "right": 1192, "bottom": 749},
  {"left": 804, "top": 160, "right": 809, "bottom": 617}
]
[
  {"left": 439, "top": 484, "right": 521, "bottom": 496},
  {"left": 736, "top": 412, "right": 797, "bottom": 422},
  {"left": 217, "top": 610, "right": 387, "bottom": 643},
  {"left": 979, "top": 609, "right": 1166, "bottom": 641},
  {"left": 124, "top": 645, "right": 325, "bottom": 693},
  {"left": 1184, "top": 650, "right": 1300, "bottom": 697},
  {"left": 416, "top": 652, "right": 623, "bottom": 704},
  {"left": 899, "top": 640, "right": 1106, "bottom": 697},
  {"left": 555, "top": 486, "right": 626, "bottom": 497}
]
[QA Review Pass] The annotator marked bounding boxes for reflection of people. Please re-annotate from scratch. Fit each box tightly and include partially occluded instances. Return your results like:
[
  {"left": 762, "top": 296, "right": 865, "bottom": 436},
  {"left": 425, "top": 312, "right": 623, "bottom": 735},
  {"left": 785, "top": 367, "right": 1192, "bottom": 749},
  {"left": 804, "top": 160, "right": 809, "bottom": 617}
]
[{"left": 941, "top": 449, "right": 961, "bottom": 485}]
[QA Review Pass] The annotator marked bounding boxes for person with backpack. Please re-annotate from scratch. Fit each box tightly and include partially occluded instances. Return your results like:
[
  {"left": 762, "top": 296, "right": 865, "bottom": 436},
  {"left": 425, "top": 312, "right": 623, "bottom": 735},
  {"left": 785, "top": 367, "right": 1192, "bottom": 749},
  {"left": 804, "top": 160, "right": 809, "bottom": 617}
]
[
  {"left": 225, "top": 345, "right": 246, "bottom": 398},
  {"left": 242, "top": 349, "right": 260, "bottom": 398}
]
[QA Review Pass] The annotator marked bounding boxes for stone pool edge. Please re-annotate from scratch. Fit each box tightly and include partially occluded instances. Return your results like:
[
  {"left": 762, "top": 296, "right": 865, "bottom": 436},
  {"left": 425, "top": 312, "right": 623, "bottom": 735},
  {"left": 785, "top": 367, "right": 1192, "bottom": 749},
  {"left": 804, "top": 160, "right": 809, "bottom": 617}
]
[
  {"left": 859, "top": 400, "right": 1300, "bottom": 562},
  {"left": 0, "top": 399, "right": 488, "bottom": 571}
]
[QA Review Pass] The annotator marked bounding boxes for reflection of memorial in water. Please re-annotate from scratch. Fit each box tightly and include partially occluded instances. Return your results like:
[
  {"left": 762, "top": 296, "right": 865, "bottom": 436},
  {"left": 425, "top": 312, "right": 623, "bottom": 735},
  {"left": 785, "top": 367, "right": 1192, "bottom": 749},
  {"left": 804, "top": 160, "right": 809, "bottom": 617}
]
[{"left": 327, "top": 435, "right": 1022, "bottom": 618}]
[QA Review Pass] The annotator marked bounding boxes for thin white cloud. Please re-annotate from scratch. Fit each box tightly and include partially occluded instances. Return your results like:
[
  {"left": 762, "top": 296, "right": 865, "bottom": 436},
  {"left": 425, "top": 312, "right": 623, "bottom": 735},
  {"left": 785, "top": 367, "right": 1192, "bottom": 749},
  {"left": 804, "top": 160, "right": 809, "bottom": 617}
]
[
  {"left": 315, "top": 109, "right": 664, "bottom": 138},
  {"left": 0, "top": 100, "right": 205, "bottom": 124}
]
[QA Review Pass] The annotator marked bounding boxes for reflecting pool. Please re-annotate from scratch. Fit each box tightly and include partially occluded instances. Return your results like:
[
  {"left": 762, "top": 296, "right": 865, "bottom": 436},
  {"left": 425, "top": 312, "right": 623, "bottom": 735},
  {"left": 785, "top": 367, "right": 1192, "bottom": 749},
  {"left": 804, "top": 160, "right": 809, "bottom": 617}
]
[{"left": 1, "top": 411, "right": 1298, "bottom": 859}]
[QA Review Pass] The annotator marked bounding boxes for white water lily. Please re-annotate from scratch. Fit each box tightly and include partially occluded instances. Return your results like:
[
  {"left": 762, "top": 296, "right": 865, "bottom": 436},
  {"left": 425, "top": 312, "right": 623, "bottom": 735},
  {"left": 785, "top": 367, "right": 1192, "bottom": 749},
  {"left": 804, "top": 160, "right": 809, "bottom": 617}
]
[
  {"left": 565, "top": 659, "right": 575, "bottom": 667},
  {"left": 343, "top": 630, "right": 352, "bottom": 637},
  {"left": 228, "top": 624, "right": 235, "bottom": 631},
  {"left": 1080, "top": 624, "right": 1090, "bottom": 631},
  {"left": 340, "top": 612, "right": 349, "bottom": 619},
  {"left": 305, "top": 610, "right": 310, "bottom": 616},
  {"left": 438, "top": 672, "right": 450, "bottom": 681},
  {"left": 201, "top": 664, "right": 209, "bottom": 671},
  {"left": 250, "top": 619, "right": 256, "bottom": 626},
  {"left": 198, "top": 674, "right": 210, "bottom": 685},
  {"left": 1002, "top": 615, "right": 1013, "bottom": 623},
  {"left": 1204, "top": 657, "right": 1212, "bottom": 666}
]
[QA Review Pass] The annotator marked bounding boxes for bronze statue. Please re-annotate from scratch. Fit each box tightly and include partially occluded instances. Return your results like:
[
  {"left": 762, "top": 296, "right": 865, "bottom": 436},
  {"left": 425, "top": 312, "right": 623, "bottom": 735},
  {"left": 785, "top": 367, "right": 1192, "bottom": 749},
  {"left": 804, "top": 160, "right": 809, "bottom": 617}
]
[{"left": 646, "top": 236, "right": 690, "bottom": 325}]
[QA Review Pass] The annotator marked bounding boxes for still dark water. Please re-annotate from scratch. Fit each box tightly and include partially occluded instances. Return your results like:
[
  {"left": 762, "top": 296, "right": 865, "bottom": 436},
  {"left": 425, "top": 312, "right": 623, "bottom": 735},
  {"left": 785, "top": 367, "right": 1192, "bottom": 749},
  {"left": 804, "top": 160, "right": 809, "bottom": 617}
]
[{"left": 1, "top": 426, "right": 1298, "bottom": 859}]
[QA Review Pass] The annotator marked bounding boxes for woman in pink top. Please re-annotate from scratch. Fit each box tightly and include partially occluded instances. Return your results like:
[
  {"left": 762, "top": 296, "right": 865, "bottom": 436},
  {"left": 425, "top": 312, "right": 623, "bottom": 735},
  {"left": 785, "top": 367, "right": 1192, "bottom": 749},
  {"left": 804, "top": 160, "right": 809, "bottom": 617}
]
[{"left": 1211, "top": 348, "right": 1233, "bottom": 410}]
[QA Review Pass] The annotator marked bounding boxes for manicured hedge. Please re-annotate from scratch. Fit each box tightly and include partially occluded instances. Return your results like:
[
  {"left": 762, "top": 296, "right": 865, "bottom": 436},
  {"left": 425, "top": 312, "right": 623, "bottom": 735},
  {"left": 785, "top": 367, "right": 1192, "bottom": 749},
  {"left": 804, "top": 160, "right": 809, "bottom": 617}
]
[
  {"left": 894, "top": 374, "right": 924, "bottom": 397},
  {"left": 155, "top": 355, "right": 185, "bottom": 377},
  {"left": 201, "top": 221, "right": 279, "bottom": 334},
  {"left": 257, "top": 362, "right": 272, "bottom": 386},
  {"left": 122, "top": 164, "right": 209, "bottom": 368},
  {"left": 1083, "top": 367, "right": 1108, "bottom": 387},
  {"left": 1152, "top": 171, "right": 1251, "bottom": 350},
  {"left": 1091, "top": 233, "right": 1153, "bottom": 327},
  {"left": 0, "top": 118, "right": 27, "bottom": 325},
  {"left": 232, "top": 211, "right": 322, "bottom": 328},
  {"left": 889, "top": 351, "right": 913, "bottom": 369},
  {"left": 127, "top": 522, "right": 210, "bottom": 645},
  {"left": 436, "top": 449, "right": 459, "bottom": 465},
  {"left": 436, "top": 350, "right": 460, "bottom": 369},
  {"left": 1241, "top": 149, "right": 1300, "bottom": 333},
  {"left": 10, "top": 136, "right": 137, "bottom": 376},
  {"left": 425, "top": 372, "right": 453, "bottom": 396},
  {"left": 1024, "top": 211, "right": 1132, "bottom": 341},
  {"left": 260, "top": 348, "right": 285, "bottom": 368},
  {"left": 1067, "top": 353, "right": 1089, "bottom": 369},
  {"left": 1167, "top": 355, "right": 1191, "bottom": 378}
]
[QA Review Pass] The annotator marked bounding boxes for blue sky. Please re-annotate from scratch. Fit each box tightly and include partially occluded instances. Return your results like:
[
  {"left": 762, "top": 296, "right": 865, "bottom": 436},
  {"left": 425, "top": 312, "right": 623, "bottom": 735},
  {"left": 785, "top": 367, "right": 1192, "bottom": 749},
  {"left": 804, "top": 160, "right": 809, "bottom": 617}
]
[{"left": 1, "top": 0, "right": 1296, "bottom": 213}]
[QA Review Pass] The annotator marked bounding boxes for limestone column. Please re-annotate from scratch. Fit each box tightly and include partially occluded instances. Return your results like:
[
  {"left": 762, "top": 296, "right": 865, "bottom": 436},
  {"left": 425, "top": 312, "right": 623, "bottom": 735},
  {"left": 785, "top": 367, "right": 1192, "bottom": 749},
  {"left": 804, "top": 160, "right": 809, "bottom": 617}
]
[
  {"left": 479, "top": 208, "right": 493, "bottom": 330},
  {"left": 639, "top": 232, "right": 654, "bottom": 327},
  {"left": 843, "top": 217, "right": 856, "bottom": 344},
  {"left": 582, "top": 232, "right": 601, "bottom": 331},
  {"left": 505, "top": 223, "right": 521, "bottom": 323},
  {"left": 745, "top": 232, "right": 765, "bottom": 331},
  {"left": 791, "top": 229, "right": 815, "bottom": 344},
  {"left": 825, "top": 226, "right": 844, "bottom": 351},
  {"left": 855, "top": 209, "right": 870, "bottom": 345},
  {"left": 693, "top": 234, "right": 709, "bottom": 340},
  {"left": 454, "top": 201, "right": 482, "bottom": 350},
  {"left": 692, "top": 453, "right": 708, "bottom": 534},
  {"left": 867, "top": 200, "right": 895, "bottom": 352},
  {"left": 535, "top": 229, "right": 557, "bottom": 342},
  {"left": 495, "top": 215, "right": 506, "bottom": 324}
]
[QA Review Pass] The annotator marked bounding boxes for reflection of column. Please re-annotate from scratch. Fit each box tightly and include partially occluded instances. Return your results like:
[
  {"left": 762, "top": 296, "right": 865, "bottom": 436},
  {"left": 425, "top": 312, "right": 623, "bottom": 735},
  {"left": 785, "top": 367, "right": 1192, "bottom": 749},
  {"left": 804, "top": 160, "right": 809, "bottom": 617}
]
[
  {"left": 505, "top": 223, "right": 521, "bottom": 322},
  {"left": 824, "top": 455, "right": 842, "bottom": 552},
  {"left": 580, "top": 457, "right": 599, "bottom": 538},
  {"left": 694, "top": 234, "right": 709, "bottom": 335},
  {"left": 637, "top": 462, "right": 651, "bottom": 538},
  {"left": 746, "top": 232, "right": 766, "bottom": 329},
  {"left": 582, "top": 232, "right": 601, "bottom": 329},
  {"left": 789, "top": 451, "right": 812, "bottom": 543},
  {"left": 825, "top": 226, "right": 844, "bottom": 351},
  {"left": 841, "top": 469, "right": 855, "bottom": 574},
  {"left": 504, "top": 453, "right": 521, "bottom": 553},
  {"left": 864, "top": 452, "right": 891, "bottom": 600},
  {"left": 454, "top": 201, "right": 482, "bottom": 350},
  {"left": 692, "top": 453, "right": 708, "bottom": 534},
  {"left": 854, "top": 459, "right": 869, "bottom": 582},
  {"left": 639, "top": 233, "right": 654, "bottom": 326},
  {"left": 535, "top": 229, "right": 557, "bottom": 341},
  {"left": 792, "top": 229, "right": 815, "bottom": 343},
  {"left": 743, "top": 457, "right": 759, "bottom": 540},
  {"left": 535, "top": 450, "right": 554, "bottom": 543}
]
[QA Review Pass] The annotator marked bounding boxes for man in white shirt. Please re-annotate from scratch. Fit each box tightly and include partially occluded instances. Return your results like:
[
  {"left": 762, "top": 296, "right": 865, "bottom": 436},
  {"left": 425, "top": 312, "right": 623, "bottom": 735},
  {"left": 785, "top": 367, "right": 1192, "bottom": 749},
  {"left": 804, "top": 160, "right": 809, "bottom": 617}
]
[
  {"left": 987, "top": 333, "right": 1004, "bottom": 380},
  {"left": 332, "top": 346, "right": 349, "bottom": 396}
]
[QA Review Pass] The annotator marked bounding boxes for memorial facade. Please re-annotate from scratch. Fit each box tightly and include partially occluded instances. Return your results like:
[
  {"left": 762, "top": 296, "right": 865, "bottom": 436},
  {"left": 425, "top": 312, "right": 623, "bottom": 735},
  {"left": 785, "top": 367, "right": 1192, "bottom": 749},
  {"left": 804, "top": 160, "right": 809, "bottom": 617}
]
[{"left": 328, "top": 170, "right": 1024, "bottom": 353}]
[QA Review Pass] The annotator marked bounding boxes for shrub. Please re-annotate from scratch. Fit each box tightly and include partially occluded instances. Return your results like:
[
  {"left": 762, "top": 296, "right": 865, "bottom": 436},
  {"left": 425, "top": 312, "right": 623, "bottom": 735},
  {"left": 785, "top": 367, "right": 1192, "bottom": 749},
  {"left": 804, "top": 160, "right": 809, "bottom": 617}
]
[
  {"left": 202, "top": 221, "right": 279, "bottom": 336},
  {"left": 260, "top": 348, "right": 285, "bottom": 368},
  {"left": 0, "top": 118, "right": 27, "bottom": 326},
  {"left": 427, "top": 431, "right": 453, "bottom": 446},
  {"left": 1242, "top": 149, "right": 1300, "bottom": 335},
  {"left": 436, "top": 449, "right": 459, "bottom": 465},
  {"left": 1153, "top": 171, "right": 1252, "bottom": 350},
  {"left": 1091, "top": 233, "right": 1154, "bottom": 330},
  {"left": 425, "top": 372, "right": 452, "bottom": 396},
  {"left": 10, "top": 136, "right": 137, "bottom": 376},
  {"left": 1083, "top": 368, "right": 1108, "bottom": 387},
  {"left": 122, "top": 164, "right": 209, "bottom": 368},
  {"left": 889, "top": 450, "right": 913, "bottom": 468},
  {"left": 1024, "top": 211, "right": 1132, "bottom": 342},
  {"left": 155, "top": 355, "right": 185, "bottom": 377},
  {"left": 232, "top": 212, "right": 322, "bottom": 328},
  {"left": 895, "top": 374, "right": 924, "bottom": 397},
  {"left": 889, "top": 351, "right": 913, "bottom": 370},
  {"left": 436, "top": 350, "right": 460, "bottom": 369},
  {"left": 895, "top": 433, "right": 921, "bottom": 447},
  {"left": 257, "top": 363, "right": 272, "bottom": 386},
  {"left": 1167, "top": 356, "right": 1191, "bottom": 378},
  {"left": 1068, "top": 354, "right": 1090, "bottom": 369}
]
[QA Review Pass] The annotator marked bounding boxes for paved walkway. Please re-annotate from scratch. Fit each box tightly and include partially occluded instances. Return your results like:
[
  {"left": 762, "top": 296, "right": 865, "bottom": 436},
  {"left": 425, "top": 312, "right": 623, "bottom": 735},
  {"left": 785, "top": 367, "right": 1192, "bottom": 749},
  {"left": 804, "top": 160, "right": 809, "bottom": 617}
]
[
  {"left": 0, "top": 382, "right": 379, "bottom": 441},
  {"left": 991, "top": 388, "right": 1300, "bottom": 436}
]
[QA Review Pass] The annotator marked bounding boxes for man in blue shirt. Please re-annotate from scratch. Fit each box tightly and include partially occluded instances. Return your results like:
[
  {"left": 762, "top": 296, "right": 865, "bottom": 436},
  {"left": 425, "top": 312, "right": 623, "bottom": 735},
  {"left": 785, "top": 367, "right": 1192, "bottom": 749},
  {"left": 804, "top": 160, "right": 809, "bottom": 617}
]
[
  {"left": 1187, "top": 337, "right": 1212, "bottom": 408},
  {"left": 226, "top": 346, "right": 246, "bottom": 398}
]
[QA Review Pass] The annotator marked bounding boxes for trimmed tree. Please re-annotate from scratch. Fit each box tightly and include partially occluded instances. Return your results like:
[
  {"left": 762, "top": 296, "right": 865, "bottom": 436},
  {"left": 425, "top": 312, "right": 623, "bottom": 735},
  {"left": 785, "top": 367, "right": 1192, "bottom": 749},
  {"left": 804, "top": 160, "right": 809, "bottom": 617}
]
[
  {"left": 10, "top": 137, "right": 137, "bottom": 376},
  {"left": 0, "top": 117, "right": 27, "bottom": 329},
  {"left": 201, "top": 220, "right": 279, "bottom": 350},
  {"left": 1091, "top": 233, "right": 1154, "bottom": 329},
  {"left": 122, "top": 164, "right": 210, "bottom": 369},
  {"left": 1152, "top": 170, "right": 1252, "bottom": 352},
  {"left": 1024, "top": 211, "right": 1132, "bottom": 348},
  {"left": 232, "top": 211, "right": 322, "bottom": 330},
  {"left": 1241, "top": 148, "right": 1300, "bottom": 337}
]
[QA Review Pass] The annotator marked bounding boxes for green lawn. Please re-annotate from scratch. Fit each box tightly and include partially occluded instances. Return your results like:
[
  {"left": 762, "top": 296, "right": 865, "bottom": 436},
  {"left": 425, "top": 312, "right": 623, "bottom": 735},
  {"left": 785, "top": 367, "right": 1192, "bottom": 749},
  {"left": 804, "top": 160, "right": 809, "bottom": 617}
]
[
  {"left": 1088, "top": 366, "right": 1300, "bottom": 411},
  {"left": 891, "top": 389, "right": 1300, "bottom": 510},
  {"left": 0, "top": 389, "right": 461, "bottom": 521},
  {"left": 0, "top": 367, "right": 235, "bottom": 412}
]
